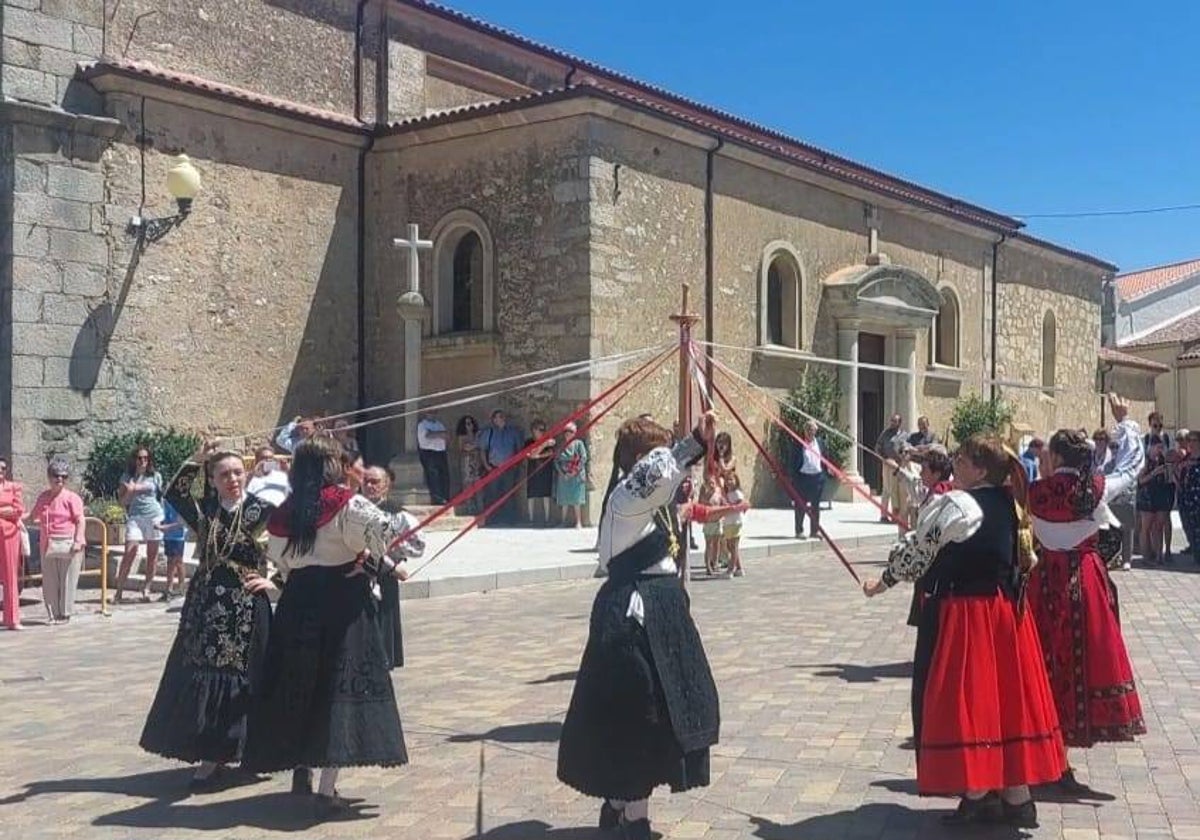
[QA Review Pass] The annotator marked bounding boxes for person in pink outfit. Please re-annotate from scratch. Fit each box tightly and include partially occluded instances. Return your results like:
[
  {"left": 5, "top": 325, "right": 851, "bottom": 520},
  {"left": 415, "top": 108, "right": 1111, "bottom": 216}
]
[
  {"left": 29, "top": 457, "right": 87, "bottom": 624},
  {"left": 0, "top": 456, "right": 27, "bottom": 630}
]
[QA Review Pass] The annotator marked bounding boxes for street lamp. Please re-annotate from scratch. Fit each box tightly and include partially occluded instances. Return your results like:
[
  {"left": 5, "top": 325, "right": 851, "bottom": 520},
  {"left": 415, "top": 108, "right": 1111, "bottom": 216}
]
[{"left": 128, "top": 154, "right": 202, "bottom": 248}]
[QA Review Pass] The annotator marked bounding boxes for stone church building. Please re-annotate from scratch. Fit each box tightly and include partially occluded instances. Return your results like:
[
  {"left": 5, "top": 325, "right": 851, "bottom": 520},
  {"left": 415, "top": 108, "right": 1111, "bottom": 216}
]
[{"left": 2, "top": 0, "right": 1142, "bottom": 508}]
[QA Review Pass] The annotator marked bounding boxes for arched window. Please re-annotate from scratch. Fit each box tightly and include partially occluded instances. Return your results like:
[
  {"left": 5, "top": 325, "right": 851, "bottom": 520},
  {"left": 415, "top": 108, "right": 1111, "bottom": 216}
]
[
  {"left": 1041, "top": 310, "right": 1057, "bottom": 391},
  {"left": 932, "top": 287, "right": 960, "bottom": 367},
  {"left": 451, "top": 232, "right": 483, "bottom": 332},
  {"left": 431, "top": 210, "right": 494, "bottom": 335},
  {"left": 760, "top": 246, "right": 803, "bottom": 348}
]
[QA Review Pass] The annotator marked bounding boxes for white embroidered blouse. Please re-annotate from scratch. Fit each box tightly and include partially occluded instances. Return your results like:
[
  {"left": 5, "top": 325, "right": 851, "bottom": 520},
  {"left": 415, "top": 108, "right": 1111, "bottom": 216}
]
[
  {"left": 880, "top": 490, "right": 984, "bottom": 589},
  {"left": 268, "top": 495, "right": 424, "bottom": 581}
]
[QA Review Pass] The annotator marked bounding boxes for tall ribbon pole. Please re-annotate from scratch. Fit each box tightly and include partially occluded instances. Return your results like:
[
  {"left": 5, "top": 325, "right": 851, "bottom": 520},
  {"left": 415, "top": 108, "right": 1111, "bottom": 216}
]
[{"left": 669, "top": 284, "right": 700, "bottom": 588}]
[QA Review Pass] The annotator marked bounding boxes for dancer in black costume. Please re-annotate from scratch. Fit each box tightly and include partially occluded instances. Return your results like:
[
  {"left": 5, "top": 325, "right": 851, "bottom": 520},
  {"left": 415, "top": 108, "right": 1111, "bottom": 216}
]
[
  {"left": 558, "top": 414, "right": 723, "bottom": 840},
  {"left": 139, "top": 442, "right": 276, "bottom": 789}
]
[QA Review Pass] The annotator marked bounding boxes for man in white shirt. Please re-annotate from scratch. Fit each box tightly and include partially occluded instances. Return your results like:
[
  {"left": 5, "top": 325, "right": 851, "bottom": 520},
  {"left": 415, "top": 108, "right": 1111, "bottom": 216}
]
[{"left": 416, "top": 412, "right": 451, "bottom": 504}]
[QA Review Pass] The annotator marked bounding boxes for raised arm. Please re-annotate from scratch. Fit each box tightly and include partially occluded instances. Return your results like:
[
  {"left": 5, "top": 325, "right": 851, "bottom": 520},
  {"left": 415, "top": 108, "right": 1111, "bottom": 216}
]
[
  {"left": 609, "top": 434, "right": 706, "bottom": 519},
  {"left": 164, "top": 453, "right": 206, "bottom": 534}
]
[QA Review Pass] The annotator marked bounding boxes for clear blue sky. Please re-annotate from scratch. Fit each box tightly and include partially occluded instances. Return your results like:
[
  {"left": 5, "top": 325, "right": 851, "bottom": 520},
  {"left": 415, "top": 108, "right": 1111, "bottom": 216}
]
[{"left": 445, "top": 0, "right": 1200, "bottom": 273}]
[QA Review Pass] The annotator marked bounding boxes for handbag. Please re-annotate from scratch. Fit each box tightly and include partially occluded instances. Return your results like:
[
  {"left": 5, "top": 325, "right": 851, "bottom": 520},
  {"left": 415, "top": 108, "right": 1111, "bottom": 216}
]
[
  {"left": 46, "top": 536, "right": 75, "bottom": 557},
  {"left": 18, "top": 523, "right": 31, "bottom": 558}
]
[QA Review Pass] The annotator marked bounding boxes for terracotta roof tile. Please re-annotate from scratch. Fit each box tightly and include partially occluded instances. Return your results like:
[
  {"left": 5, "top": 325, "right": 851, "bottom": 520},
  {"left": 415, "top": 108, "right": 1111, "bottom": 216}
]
[
  {"left": 1114, "top": 257, "right": 1200, "bottom": 301},
  {"left": 80, "top": 59, "right": 367, "bottom": 131},
  {"left": 1122, "top": 308, "right": 1200, "bottom": 348},
  {"left": 1178, "top": 344, "right": 1200, "bottom": 362},
  {"left": 1098, "top": 346, "right": 1170, "bottom": 373}
]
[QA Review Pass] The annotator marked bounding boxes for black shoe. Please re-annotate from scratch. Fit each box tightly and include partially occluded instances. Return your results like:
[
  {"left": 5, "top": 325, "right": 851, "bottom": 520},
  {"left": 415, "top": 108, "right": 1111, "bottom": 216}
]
[
  {"left": 291, "top": 768, "right": 313, "bottom": 795},
  {"left": 1056, "top": 767, "right": 1089, "bottom": 795},
  {"left": 188, "top": 765, "right": 224, "bottom": 791},
  {"left": 621, "top": 817, "right": 652, "bottom": 840},
  {"left": 1002, "top": 798, "right": 1038, "bottom": 827},
  {"left": 940, "top": 793, "right": 1003, "bottom": 825},
  {"left": 599, "top": 800, "right": 621, "bottom": 831}
]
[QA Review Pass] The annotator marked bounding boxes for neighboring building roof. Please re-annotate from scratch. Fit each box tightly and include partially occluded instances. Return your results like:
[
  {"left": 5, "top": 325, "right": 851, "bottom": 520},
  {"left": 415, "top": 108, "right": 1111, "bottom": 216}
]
[
  {"left": 1098, "top": 346, "right": 1170, "bottom": 373},
  {"left": 1122, "top": 308, "right": 1200, "bottom": 349},
  {"left": 1178, "top": 344, "right": 1200, "bottom": 363},
  {"left": 80, "top": 59, "right": 369, "bottom": 132},
  {"left": 1114, "top": 256, "right": 1200, "bottom": 302}
]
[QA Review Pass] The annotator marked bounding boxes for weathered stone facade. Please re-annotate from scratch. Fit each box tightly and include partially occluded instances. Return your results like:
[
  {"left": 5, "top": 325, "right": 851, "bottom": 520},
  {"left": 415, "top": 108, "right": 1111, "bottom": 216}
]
[{"left": 2, "top": 0, "right": 1122, "bottom": 516}]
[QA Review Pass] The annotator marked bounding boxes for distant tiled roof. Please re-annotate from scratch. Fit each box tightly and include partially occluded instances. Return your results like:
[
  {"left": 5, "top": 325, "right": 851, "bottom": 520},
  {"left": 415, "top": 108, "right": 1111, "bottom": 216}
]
[
  {"left": 1122, "top": 308, "right": 1200, "bottom": 348},
  {"left": 1098, "top": 346, "right": 1170, "bottom": 373},
  {"left": 1178, "top": 346, "right": 1200, "bottom": 362},
  {"left": 1114, "top": 257, "right": 1200, "bottom": 302},
  {"left": 80, "top": 59, "right": 368, "bottom": 132}
]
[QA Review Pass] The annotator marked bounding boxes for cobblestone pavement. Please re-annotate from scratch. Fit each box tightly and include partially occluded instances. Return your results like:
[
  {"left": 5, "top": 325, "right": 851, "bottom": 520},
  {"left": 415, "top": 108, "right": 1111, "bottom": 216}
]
[{"left": 2, "top": 548, "right": 1199, "bottom": 840}]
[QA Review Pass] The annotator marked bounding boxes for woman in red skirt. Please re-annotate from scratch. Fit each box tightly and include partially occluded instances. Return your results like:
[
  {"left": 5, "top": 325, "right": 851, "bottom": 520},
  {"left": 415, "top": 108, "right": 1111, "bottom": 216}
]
[
  {"left": 863, "top": 434, "right": 1065, "bottom": 827},
  {"left": 1028, "top": 429, "right": 1145, "bottom": 790}
]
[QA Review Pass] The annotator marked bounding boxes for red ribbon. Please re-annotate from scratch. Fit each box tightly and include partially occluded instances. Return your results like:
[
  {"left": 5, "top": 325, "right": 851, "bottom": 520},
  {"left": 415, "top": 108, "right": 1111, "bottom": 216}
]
[
  {"left": 392, "top": 345, "right": 678, "bottom": 556},
  {"left": 704, "top": 350, "right": 908, "bottom": 530},
  {"left": 413, "top": 345, "right": 678, "bottom": 570},
  {"left": 707, "top": 374, "right": 861, "bottom": 584}
]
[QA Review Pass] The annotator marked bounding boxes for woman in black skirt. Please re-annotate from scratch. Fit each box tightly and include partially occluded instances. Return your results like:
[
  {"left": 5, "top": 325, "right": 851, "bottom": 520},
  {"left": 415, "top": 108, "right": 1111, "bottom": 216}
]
[
  {"left": 139, "top": 442, "right": 277, "bottom": 789},
  {"left": 243, "top": 437, "right": 410, "bottom": 817},
  {"left": 558, "top": 413, "right": 726, "bottom": 840}
]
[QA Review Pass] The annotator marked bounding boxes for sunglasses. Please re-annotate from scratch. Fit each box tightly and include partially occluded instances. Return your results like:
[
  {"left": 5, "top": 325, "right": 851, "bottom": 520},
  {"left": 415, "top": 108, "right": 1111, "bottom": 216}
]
[{"left": 50, "top": 474, "right": 68, "bottom": 479}]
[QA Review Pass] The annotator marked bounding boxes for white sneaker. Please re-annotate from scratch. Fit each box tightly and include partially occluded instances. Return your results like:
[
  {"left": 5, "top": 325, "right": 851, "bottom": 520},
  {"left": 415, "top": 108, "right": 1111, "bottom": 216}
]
[
  {"left": 733, "top": 568, "right": 744, "bottom": 577},
  {"left": 1122, "top": 561, "right": 1132, "bottom": 571}
]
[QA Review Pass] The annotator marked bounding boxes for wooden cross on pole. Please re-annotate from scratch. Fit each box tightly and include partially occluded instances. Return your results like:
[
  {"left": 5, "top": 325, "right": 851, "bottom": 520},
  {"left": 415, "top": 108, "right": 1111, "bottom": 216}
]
[
  {"left": 393, "top": 223, "right": 433, "bottom": 297},
  {"left": 669, "top": 283, "right": 701, "bottom": 587}
]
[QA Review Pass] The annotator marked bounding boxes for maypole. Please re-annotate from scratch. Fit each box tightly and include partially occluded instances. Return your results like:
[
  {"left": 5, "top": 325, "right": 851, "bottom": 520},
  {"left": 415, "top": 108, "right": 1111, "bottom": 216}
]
[{"left": 669, "top": 283, "right": 700, "bottom": 587}]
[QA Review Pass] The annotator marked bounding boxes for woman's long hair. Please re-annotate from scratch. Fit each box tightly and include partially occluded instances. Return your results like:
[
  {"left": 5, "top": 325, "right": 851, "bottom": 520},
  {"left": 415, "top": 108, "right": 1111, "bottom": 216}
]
[
  {"left": 126, "top": 444, "right": 156, "bottom": 477},
  {"left": 1049, "top": 428, "right": 1098, "bottom": 517},
  {"left": 284, "top": 436, "right": 345, "bottom": 557},
  {"left": 456, "top": 415, "right": 479, "bottom": 437}
]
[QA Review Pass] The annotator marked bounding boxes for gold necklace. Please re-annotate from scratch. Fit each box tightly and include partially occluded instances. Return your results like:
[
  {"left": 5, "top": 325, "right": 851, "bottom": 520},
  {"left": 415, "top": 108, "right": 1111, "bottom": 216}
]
[{"left": 205, "top": 498, "right": 245, "bottom": 564}]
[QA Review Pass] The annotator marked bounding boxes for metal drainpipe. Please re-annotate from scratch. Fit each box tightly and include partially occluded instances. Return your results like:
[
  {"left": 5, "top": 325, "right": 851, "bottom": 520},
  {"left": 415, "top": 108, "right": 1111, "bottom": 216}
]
[
  {"left": 353, "top": 0, "right": 370, "bottom": 450},
  {"left": 1100, "top": 363, "right": 1114, "bottom": 427},
  {"left": 989, "top": 235, "right": 1006, "bottom": 402},
  {"left": 704, "top": 136, "right": 723, "bottom": 392}
]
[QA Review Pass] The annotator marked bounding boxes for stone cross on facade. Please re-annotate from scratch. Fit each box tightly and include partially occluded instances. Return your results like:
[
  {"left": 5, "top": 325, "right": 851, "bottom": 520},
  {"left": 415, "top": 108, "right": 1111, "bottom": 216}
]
[{"left": 393, "top": 223, "right": 433, "bottom": 451}]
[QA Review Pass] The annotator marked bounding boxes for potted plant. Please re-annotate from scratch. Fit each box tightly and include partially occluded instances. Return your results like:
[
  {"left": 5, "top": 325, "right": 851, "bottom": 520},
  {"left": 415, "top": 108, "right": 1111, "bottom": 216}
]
[
  {"left": 948, "top": 394, "right": 1015, "bottom": 446},
  {"left": 778, "top": 370, "right": 851, "bottom": 502},
  {"left": 85, "top": 496, "right": 127, "bottom": 549}
]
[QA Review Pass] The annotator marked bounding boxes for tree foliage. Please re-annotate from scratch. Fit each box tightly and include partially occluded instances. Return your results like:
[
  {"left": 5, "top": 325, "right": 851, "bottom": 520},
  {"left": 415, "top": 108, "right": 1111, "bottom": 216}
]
[
  {"left": 778, "top": 369, "right": 851, "bottom": 470},
  {"left": 83, "top": 429, "right": 201, "bottom": 500},
  {"left": 948, "top": 394, "right": 1015, "bottom": 445}
]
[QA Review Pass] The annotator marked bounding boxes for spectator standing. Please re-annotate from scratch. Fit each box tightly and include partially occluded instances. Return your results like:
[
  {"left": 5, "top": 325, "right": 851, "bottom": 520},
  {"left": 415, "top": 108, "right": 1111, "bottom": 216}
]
[
  {"left": 158, "top": 499, "right": 189, "bottom": 601},
  {"left": 1169, "top": 429, "right": 1191, "bottom": 557},
  {"left": 0, "top": 456, "right": 25, "bottom": 630},
  {"left": 115, "top": 445, "right": 164, "bottom": 603},
  {"left": 477, "top": 410, "right": 524, "bottom": 525},
  {"left": 29, "top": 457, "right": 86, "bottom": 624},
  {"left": 1021, "top": 438, "right": 1044, "bottom": 483},
  {"left": 1177, "top": 431, "right": 1200, "bottom": 566},
  {"left": 790, "top": 420, "right": 826, "bottom": 540},
  {"left": 722, "top": 469, "right": 748, "bottom": 577},
  {"left": 524, "top": 419, "right": 555, "bottom": 525},
  {"left": 907, "top": 416, "right": 936, "bottom": 449},
  {"left": 555, "top": 422, "right": 589, "bottom": 528},
  {"left": 875, "top": 414, "right": 907, "bottom": 524},
  {"left": 455, "top": 415, "right": 485, "bottom": 516},
  {"left": 1098, "top": 430, "right": 1136, "bottom": 571},
  {"left": 416, "top": 412, "right": 451, "bottom": 505},
  {"left": 1136, "top": 438, "right": 1175, "bottom": 565}
]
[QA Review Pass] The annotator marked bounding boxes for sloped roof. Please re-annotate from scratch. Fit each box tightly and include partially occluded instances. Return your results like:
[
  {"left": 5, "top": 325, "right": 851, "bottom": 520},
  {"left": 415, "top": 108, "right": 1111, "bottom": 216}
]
[
  {"left": 80, "top": 58, "right": 369, "bottom": 131},
  {"left": 1114, "top": 256, "right": 1200, "bottom": 302},
  {"left": 1122, "top": 308, "right": 1200, "bottom": 348},
  {"left": 1098, "top": 346, "right": 1170, "bottom": 373}
]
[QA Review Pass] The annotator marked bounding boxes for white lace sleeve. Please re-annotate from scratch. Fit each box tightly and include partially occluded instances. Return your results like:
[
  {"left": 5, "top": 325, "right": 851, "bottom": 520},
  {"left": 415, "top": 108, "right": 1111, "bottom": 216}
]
[
  {"left": 609, "top": 437, "right": 703, "bottom": 518},
  {"left": 339, "top": 495, "right": 412, "bottom": 558},
  {"left": 881, "top": 491, "right": 983, "bottom": 587}
]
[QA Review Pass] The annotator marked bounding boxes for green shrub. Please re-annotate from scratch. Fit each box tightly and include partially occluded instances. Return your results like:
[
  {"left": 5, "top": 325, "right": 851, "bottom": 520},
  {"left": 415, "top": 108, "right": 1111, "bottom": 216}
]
[
  {"left": 778, "top": 369, "right": 851, "bottom": 471},
  {"left": 948, "top": 394, "right": 1015, "bottom": 445},
  {"left": 83, "top": 429, "right": 201, "bottom": 500},
  {"left": 85, "top": 496, "right": 126, "bottom": 525}
]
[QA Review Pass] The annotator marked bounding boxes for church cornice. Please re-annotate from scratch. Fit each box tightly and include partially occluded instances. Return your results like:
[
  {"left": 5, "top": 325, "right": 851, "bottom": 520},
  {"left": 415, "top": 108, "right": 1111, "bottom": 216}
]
[{"left": 80, "top": 59, "right": 373, "bottom": 149}]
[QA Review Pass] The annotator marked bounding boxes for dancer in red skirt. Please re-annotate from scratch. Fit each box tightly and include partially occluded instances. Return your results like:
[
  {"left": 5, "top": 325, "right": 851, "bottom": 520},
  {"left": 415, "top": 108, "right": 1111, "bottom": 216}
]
[
  {"left": 1028, "top": 429, "right": 1146, "bottom": 791},
  {"left": 863, "top": 434, "right": 1065, "bottom": 827}
]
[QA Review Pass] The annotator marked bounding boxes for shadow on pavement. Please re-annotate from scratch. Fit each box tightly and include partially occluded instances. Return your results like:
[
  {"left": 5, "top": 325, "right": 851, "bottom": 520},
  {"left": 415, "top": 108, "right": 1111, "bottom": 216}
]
[
  {"left": 447, "top": 721, "right": 563, "bottom": 744},
  {"left": 93, "top": 791, "right": 376, "bottom": 831},
  {"left": 477, "top": 820, "right": 604, "bottom": 839},
  {"left": 526, "top": 670, "right": 577, "bottom": 685},
  {"left": 0, "top": 767, "right": 195, "bottom": 806},
  {"left": 792, "top": 661, "right": 913, "bottom": 682},
  {"left": 751, "top": 803, "right": 1032, "bottom": 840},
  {"left": 869, "top": 777, "right": 919, "bottom": 796}
]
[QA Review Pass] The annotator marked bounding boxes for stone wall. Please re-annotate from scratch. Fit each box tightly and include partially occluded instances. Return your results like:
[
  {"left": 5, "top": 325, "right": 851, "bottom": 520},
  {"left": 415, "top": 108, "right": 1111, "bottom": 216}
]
[
  {"left": 1, "top": 92, "right": 360, "bottom": 501},
  {"left": 366, "top": 118, "right": 593, "bottom": 473},
  {"left": 994, "top": 245, "right": 1106, "bottom": 438}
]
